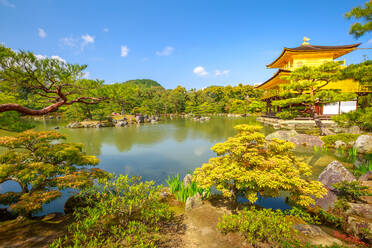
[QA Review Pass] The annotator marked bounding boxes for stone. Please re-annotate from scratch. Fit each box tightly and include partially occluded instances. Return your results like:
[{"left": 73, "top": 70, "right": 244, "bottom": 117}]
[
  {"left": 54, "top": 126, "right": 59, "bottom": 130},
  {"left": 95, "top": 123, "right": 102, "bottom": 128},
  {"left": 185, "top": 192, "right": 202, "bottom": 211},
  {"left": 288, "top": 134, "right": 324, "bottom": 147},
  {"left": 346, "top": 216, "right": 372, "bottom": 242},
  {"left": 354, "top": 135, "right": 372, "bottom": 154},
  {"left": 334, "top": 140, "right": 346, "bottom": 149},
  {"left": 315, "top": 161, "right": 356, "bottom": 210},
  {"left": 183, "top": 174, "right": 193, "bottom": 187},
  {"left": 318, "top": 161, "right": 356, "bottom": 191},
  {"left": 348, "top": 126, "right": 361, "bottom": 134},
  {"left": 136, "top": 115, "right": 145, "bottom": 123},
  {"left": 359, "top": 171, "right": 372, "bottom": 181},
  {"left": 265, "top": 130, "right": 298, "bottom": 141},
  {"left": 292, "top": 224, "right": 342, "bottom": 246},
  {"left": 115, "top": 120, "right": 128, "bottom": 127},
  {"left": 67, "top": 122, "right": 82, "bottom": 128},
  {"left": 346, "top": 203, "right": 372, "bottom": 219},
  {"left": 151, "top": 119, "right": 157, "bottom": 123}
]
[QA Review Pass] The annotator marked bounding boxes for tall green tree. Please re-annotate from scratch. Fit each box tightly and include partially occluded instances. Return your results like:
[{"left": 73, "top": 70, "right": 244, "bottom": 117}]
[
  {"left": 0, "top": 45, "right": 104, "bottom": 115},
  {"left": 0, "top": 130, "right": 107, "bottom": 216},
  {"left": 271, "top": 62, "right": 356, "bottom": 124},
  {"left": 345, "top": 1, "right": 372, "bottom": 38}
]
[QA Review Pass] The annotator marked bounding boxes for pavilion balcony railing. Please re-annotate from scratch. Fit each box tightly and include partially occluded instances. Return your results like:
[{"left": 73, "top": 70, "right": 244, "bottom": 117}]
[
  {"left": 261, "top": 89, "right": 280, "bottom": 99},
  {"left": 359, "top": 85, "right": 372, "bottom": 93}
]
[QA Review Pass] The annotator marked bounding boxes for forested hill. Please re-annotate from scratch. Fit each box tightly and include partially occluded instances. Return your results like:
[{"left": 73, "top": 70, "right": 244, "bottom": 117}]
[{"left": 122, "top": 79, "right": 164, "bottom": 89}]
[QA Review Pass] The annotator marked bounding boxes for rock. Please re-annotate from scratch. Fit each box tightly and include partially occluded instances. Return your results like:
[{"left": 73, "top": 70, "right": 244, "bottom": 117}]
[
  {"left": 334, "top": 140, "right": 346, "bottom": 149},
  {"left": 318, "top": 161, "right": 356, "bottom": 191},
  {"left": 346, "top": 203, "right": 372, "bottom": 219},
  {"left": 185, "top": 192, "right": 202, "bottom": 211},
  {"left": 115, "top": 120, "right": 128, "bottom": 127},
  {"left": 151, "top": 119, "right": 157, "bottom": 123},
  {"left": 346, "top": 216, "right": 372, "bottom": 242},
  {"left": 288, "top": 134, "right": 324, "bottom": 147},
  {"left": 183, "top": 174, "right": 193, "bottom": 187},
  {"left": 95, "top": 123, "right": 102, "bottom": 128},
  {"left": 354, "top": 135, "right": 372, "bottom": 154},
  {"left": 136, "top": 115, "right": 145, "bottom": 123},
  {"left": 54, "top": 126, "right": 59, "bottom": 130},
  {"left": 316, "top": 161, "right": 356, "bottom": 210},
  {"left": 67, "top": 122, "right": 82, "bottom": 128},
  {"left": 41, "top": 212, "right": 63, "bottom": 221},
  {"left": 265, "top": 130, "right": 298, "bottom": 141},
  {"left": 159, "top": 190, "right": 170, "bottom": 201},
  {"left": 292, "top": 224, "right": 342, "bottom": 246},
  {"left": 359, "top": 171, "right": 372, "bottom": 181},
  {"left": 348, "top": 126, "right": 361, "bottom": 134},
  {"left": 107, "top": 116, "right": 113, "bottom": 123}
]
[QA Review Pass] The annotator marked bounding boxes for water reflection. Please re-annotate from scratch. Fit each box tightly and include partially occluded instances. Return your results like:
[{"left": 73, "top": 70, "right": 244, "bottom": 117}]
[{"left": 1, "top": 116, "right": 352, "bottom": 214}]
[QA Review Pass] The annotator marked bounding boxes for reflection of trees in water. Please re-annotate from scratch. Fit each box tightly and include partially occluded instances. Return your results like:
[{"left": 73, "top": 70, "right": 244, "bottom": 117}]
[{"left": 62, "top": 128, "right": 105, "bottom": 156}]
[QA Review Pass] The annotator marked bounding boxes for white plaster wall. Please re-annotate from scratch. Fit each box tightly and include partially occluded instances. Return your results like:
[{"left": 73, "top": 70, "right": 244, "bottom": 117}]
[{"left": 340, "top": 101, "right": 357, "bottom": 113}]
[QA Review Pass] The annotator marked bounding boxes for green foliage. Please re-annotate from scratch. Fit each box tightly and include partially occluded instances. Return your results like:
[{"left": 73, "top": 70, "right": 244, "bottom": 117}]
[
  {"left": 0, "top": 45, "right": 104, "bottom": 116},
  {"left": 272, "top": 61, "right": 357, "bottom": 119},
  {"left": 0, "top": 130, "right": 106, "bottom": 216},
  {"left": 321, "top": 133, "right": 360, "bottom": 148},
  {"left": 166, "top": 173, "right": 210, "bottom": 202},
  {"left": 352, "top": 160, "right": 372, "bottom": 177},
  {"left": 276, "top": 111, "right": 299, "bottom": 120},
  {"left": 285, "top": 207, "right": 321, "bottom": 225},
  {"left": 217, "top": 207, "right": 293, "bottom": 246},
  {"left": 332, "top": 181, "right": 369, "bottom": 203},
  {"left": 332, "top": 107, "right": 372, "bottom": 131},
  {"left": 345, "top": 1, "right": 372, "bottom": 38},
  {"left": 122, "top": 79, "right": 164, "bottom": 89},
  {"left": 316, "top": 209, "right": 344, "bottom": 228},
  {"left": 50, "top": 175, "right": 173, "bottom": 248},
  {"left": 0, "top": 111, "right": 34, "bottom": 132},
  {"left": 194, "top": 124, "right": 327, "bottom": 206},
  {"left": 281, "top": 240, "right": 351, "bottom": 248}
]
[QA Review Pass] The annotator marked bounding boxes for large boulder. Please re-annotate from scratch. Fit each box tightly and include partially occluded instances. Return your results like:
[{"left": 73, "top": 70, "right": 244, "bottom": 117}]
[
  {"left": 288, "top": 134, "right": 324, "bottom": 147},
  {"left": 318, "top": 161, "right": 356, "bottom": 191},
  {"left": 265, "top": 130, "right": 298, "bottom": 141},
  {"left": 292, "top": 224, "right": 342, "bottom": 246},
  {"left": 346, "top": 203, "right": 372, "bottom": 219},
  {"left": 354, "top": 135, "right": 372, "bottom": 154},
  {"left": 115, "top": 120, "right": 128, "bottom": 127},
  {"left": 346, "top": 216, "right": 372, "bottom": 243},
  {"left": 185, "top": 192, "right": 202, "bottom": 211},
  {"left": 348, "top": 126, "right": 361, "bottom": 134},
  {"left": 315, "top": 161, "right": 356, "bottom": 210}
]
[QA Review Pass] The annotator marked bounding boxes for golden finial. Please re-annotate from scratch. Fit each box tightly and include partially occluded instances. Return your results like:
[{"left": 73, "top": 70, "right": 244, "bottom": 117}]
[{"left": 302, "top": 37, "right": 310, "bottom": 45}]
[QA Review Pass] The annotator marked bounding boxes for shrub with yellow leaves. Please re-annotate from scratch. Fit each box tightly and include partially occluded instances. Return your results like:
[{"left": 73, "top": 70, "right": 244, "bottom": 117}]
[
  {"left": 193, "top": 125, "right": 327, "bottom": 206},
  {"left": 0, "top": 130, "right": 108, "bottom": 216}
]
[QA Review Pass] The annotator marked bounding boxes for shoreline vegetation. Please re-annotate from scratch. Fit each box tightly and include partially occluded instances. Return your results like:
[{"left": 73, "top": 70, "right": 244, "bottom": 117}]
[{"left": 1, "top": 2, "right": 372, "bottom": 247}]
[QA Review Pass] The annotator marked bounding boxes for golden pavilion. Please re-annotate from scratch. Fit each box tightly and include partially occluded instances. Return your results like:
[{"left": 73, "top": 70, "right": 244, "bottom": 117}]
[{"left": 256, "top": 38, "right": 370, "bottom": 116}]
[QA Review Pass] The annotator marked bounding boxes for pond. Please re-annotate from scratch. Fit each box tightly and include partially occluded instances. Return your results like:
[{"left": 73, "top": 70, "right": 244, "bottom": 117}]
[{"left": 0, "top": 116, "right": 349, "bottom": 215}]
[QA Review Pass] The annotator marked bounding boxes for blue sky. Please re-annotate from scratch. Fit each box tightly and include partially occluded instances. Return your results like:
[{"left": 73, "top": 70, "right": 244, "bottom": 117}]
[{"left": 1, "top": 0, "right": 371, "bottom": 89}]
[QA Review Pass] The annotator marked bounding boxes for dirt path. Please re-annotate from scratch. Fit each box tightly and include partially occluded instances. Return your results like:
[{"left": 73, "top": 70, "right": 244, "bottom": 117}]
[{"left": 182, "top": 201, "right": 247, "bottom": 248}]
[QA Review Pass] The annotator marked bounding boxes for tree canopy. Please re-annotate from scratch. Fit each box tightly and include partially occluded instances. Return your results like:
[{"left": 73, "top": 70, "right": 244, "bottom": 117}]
[
  {"left": 0, "top": 130, "right": 107, "bottom": 216},
  {"left": 271, "top": 61, "right": 356, "bottom": 120},
  {"left": 0, "top": 45, "right": 104, "bottom": 116},
  {"left": 193, "top": 125, "right": 326, "bottom": 207},
  {"left": 345, "top": 1, "right": 372, "bottom": 38}
]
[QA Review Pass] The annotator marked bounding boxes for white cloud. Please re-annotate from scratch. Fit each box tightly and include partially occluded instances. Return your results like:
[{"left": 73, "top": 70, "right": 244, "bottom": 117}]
[
  {"left": 103, "top": 28, "right": 109, "bottom": 32},
  {"left": 156, "top": 46, "right": 174, "bottom": 56},
  {"left": 121, "top": 45, "right": 129, "bottom": 57},
  {"left": 367, "top": 38, "right": 372, "bottom": 44},
  {"left": 38, "top": 28, "right": 47, "bottom": 38},
  {"left": 0, "top": 0, "right": 15, "bottom": 8},
  {"left": 215, "top": 69, "right": 230, "bottom": 76},
  {"left": 61, "top": 37, "right": 78, "bottom": 47},
  {"left": 51, "top": 55, "right": 66, "bottom": 63},
  {"left": 35, "top": 54, "right": 66, "bottom": 63},
  {"left": 193, "top": 66, "right": 208, "bottom": 76},
  {"left": 81, "top": 34, "right": 95, "bottom": 47},
  {"left": 35, "top": 54, "right": 46, "bottom": 60}
]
